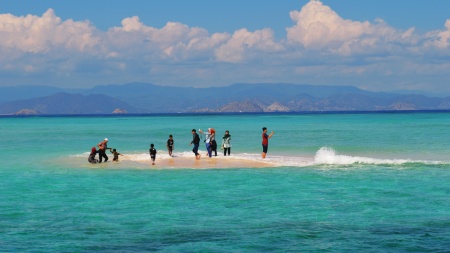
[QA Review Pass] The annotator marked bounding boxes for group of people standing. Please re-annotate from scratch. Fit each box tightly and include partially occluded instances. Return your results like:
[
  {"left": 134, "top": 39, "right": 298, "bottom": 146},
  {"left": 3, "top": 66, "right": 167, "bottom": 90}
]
[
  {"left": 190, "top": 128, "right": 232, "bottom": 160},
  {"left": 88, "top": 126, "right": 274, "bottom": 165},
  {"left": 189, "top": 127, "right": 273, "bottom": 160}
]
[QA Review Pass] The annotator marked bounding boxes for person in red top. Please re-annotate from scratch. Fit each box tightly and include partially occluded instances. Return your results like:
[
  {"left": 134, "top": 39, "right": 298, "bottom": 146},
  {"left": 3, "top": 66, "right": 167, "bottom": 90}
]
[
  {"left": 261, "top": 127, "right": 274, "bottom": 159},
  {"left": 97, "top": 138, "right": 111, "bottom": 163}
]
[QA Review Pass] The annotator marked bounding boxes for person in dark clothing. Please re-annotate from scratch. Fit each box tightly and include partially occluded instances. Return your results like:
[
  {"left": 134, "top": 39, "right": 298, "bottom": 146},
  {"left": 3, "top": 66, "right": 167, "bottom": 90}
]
[
  {"left": 88, "top": 147, "right": 98, "bottom": 163},
  {"left": 110, "top": 148, "right": 122, "bottom": 162},
  {"left": 97, "top": 138, "right": 110, "bottom": 163},
  {"left": 222, "top": 130, "right": 231, "bottom": 156},
  {"left": 149, "top": 143, "right": 157, "bottom": 165},
  {"left": 261, "top": 127, "right": 274, "bottom": 159},
  {"left": 167, "top": 135, "right": 174, "bottom": 157},
  {"left": 199, "top": 128, "right": 217, "bottom": 157},
  {"left": 189, "top": 129, "right": 201, "bottom": 160},
  {"left": 211, "top": 136, "right": 217, "bottom": 157}
]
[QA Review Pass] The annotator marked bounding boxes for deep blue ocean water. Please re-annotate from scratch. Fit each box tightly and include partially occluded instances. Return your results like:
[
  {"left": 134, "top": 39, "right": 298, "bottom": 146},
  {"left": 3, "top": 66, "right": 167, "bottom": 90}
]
[{"left": 1, "top": 112, "right": 449, "bottom": 252}]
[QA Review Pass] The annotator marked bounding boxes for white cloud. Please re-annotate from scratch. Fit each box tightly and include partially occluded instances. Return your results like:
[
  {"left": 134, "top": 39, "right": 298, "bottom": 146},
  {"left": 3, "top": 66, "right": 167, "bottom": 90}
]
[
  {"left": 0, "top": 9, "right": 100, "bottom": 53},
  {"left": 286, "top": 0, "right": 416, "bottom": 57},
  {"left": 214, "top": 28, "right": 281, "bottom": 62},
  {"left": 106, "top": 18, "right": 228, "bottom": 61},
  {"left": 424, "top": 19, "right": 450, "bottom": 49},
  {"left": 0, "top": 1, "right": 450, "bottom": 92},
  {"left": 287, "top": 0, "right": 371, "bottom": 48}
]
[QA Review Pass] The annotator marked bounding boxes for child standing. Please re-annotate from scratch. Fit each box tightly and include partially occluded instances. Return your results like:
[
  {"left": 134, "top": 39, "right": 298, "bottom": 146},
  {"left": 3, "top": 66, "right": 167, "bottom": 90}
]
[
  {"left": 110, "top": 148, "right": 122, "bottom": 162},
  {"left": 149, "top": 143, "right": 157, "bottom": 165},
  {"left": 166, "top": 135, "right": 174, "bottom": 157}
]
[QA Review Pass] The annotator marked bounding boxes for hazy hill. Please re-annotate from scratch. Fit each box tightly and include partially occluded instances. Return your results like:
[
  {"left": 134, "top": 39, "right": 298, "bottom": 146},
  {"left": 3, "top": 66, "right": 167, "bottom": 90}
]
[
  {"left": 0, "top": 93, "right": 138, "bottom": 114},
  {"left": 1, "top": 83, "right": 450, "bottom": 114},
  {"left": 205, "top": 94, "right": 450, "bottom": 112},
  {"left": 82, "top": 83, "right": 201, "bottom": 113},
  {"left": 81, "top": 82, "right": 391, "bottom": 112}
]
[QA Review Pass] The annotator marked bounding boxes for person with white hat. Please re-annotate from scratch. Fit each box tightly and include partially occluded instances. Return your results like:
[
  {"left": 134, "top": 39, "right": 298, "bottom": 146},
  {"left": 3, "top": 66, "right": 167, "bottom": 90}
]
[{"left": 97, "top": 138, "right": 110, "bottom": 163}]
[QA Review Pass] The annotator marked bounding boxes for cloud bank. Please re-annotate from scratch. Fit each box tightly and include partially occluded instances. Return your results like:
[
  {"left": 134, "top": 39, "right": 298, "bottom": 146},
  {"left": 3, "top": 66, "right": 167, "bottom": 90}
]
[{"left": 0, "top": 0, "right": 449, "bottom": 92}]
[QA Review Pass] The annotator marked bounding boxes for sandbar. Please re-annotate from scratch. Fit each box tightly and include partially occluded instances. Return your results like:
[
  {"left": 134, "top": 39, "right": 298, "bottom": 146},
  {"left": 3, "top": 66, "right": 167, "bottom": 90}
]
[{"left": 138, "top": 155, "right": 273, "bottom": 169}]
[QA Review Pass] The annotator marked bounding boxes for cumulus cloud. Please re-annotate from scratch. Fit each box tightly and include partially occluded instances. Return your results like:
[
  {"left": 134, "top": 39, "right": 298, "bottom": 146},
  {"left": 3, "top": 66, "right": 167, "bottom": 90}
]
[
  {"left": 286, "top": 0, "right": 420, "bottom": 57},
  {"left": 0, "top": 9, "right": 100, "bottom": 53},
  {"left": 105, "top": 18, "right": 283, "bottom": 64},
  {"left": 214, "top": 28, "right": 282, "bottom": 63},
  {"left": 424, "top": 19, "right": 450, "bottom": 49},
  {"left": 287, "top": 1, "right": 375, "bottom": 48},
  {"left": 0, "top": 0, "right": 450, "bottom": 91}
]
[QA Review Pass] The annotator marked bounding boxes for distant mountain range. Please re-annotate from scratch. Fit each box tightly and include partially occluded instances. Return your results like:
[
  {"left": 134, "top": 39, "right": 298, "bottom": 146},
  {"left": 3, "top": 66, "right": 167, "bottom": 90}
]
[
  {"left": 0, "top": 93, "right": 138, "bottom": 115},
  {"left": 1, "top": 82, "right": 450, "bottom": 115}
]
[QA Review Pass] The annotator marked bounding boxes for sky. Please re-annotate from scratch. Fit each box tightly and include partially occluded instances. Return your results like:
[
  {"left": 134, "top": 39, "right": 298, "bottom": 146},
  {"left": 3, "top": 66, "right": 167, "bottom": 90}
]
[{"left": 1, "top": 0, "right": 450, "bottom": 94}]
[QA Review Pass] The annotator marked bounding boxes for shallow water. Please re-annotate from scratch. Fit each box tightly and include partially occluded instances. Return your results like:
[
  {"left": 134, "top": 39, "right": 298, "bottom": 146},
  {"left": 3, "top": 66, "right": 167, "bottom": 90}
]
[{"left": 1, "top": 112, "right": 449, "bottom": 252}]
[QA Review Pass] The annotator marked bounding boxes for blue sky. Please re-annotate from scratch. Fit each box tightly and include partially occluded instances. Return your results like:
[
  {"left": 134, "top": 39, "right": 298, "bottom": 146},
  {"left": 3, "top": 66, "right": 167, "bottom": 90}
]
[{"left": 1, "top": 0, "right": 450, "bottom": 94}]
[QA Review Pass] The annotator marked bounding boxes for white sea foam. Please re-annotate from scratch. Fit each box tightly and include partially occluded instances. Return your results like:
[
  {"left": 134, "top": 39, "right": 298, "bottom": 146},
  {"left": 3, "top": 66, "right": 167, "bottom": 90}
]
[
  {"left": 70, "top": 152, "right": 90, "bottom": 158},
  {"left": 313, "top": 147, "right": 445, "bottom": 166}
]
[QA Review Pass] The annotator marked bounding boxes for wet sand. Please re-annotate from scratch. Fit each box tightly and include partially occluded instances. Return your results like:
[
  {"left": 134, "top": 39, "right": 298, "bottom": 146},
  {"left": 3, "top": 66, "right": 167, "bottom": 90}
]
[
  {"left": 67, "top": 152, "right": 276, "bottom": 169},
  {"left": 121, "top": 152, "right": 274, "bottom": 169},
  {"left": 147, "top": 155, "right": 273, "bottom": 169}
]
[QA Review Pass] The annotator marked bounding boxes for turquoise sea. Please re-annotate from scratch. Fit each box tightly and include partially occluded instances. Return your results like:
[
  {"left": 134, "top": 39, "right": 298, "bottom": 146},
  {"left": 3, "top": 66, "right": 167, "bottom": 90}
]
[{"left": 1, "top": 112, "right": 449, "bottom": 252}]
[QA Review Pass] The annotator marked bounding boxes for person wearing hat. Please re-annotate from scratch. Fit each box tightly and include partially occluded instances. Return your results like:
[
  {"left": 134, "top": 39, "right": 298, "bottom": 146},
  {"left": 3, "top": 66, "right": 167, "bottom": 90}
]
[
  {"left": 97, "top": 138, "right": 110, "bottom": 163},
  {"left": 261, "top": 127, "right": 274, "bottom": 159}
]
